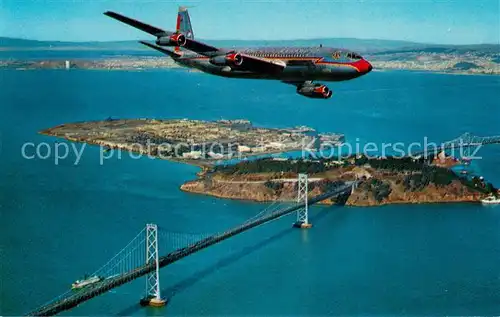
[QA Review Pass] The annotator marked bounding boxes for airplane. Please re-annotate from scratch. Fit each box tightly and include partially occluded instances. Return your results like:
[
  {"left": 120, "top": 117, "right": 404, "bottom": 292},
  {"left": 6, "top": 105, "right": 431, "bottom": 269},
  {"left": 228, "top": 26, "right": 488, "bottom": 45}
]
[{"left": 104, "top": 7, "right": 373, "bottom": 99}]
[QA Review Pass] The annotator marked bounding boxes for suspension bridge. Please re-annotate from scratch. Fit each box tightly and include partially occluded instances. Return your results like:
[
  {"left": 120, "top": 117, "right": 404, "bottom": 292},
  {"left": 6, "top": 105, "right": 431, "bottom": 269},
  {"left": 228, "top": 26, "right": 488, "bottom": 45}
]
[
  {"left": 410, "top": 132, "right": 500, "bottom": 158},
  {"left": 27, "top": 174, "right": 358, "bottom": 316}
]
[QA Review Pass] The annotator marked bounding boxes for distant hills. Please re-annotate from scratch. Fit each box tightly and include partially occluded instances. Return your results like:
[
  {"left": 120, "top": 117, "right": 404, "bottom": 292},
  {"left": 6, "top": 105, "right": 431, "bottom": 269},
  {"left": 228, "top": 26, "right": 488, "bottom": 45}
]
[
  {"left": 204, "top": 38, "right": 424, "bottom": 52},
  {"left": 371, "top": 44, "right": 500, "bottom": 55},
  {"left": 1, "top": 36, "right": 498, "bottom": 55},
  {"left": 0, "top": 37, "right": 142, "bottom": 49}
]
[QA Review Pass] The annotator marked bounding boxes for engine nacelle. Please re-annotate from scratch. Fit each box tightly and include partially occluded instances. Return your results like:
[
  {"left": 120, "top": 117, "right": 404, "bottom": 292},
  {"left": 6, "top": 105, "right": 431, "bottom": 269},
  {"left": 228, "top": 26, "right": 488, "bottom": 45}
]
[
  {"left": 155, "top": 33, "right": 187, "bottom": 47},
  {"left": 296, "top": 84, "right": 333, "bottom": 99},
  {"left": 209, "top": 52, "right": 243, "bottom": 66}
]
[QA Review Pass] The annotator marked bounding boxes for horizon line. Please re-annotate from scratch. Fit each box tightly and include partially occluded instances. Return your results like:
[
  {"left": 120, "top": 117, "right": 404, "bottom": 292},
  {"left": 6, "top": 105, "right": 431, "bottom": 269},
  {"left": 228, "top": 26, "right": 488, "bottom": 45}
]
[{"left": 2, "top": 36, "right": 499, "bottom": 47}]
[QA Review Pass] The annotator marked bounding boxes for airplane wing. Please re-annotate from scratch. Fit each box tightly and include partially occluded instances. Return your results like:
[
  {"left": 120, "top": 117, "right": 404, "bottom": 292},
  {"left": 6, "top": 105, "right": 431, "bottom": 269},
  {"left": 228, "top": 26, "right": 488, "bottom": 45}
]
[
  {"left": 104, "top": 11, "right": 165, "bottom": 36},
  {"left": 104, "top": 11, "right": 219, "bottom": 54},
  {"left": 104, "top": 11, "right": 285, "bottom": 74},
  {"left": 138, "top": 41, "right": 182, "bottom": 59},
  {"left": 236, "top": 54, "right": 285, "bottom": 74}
]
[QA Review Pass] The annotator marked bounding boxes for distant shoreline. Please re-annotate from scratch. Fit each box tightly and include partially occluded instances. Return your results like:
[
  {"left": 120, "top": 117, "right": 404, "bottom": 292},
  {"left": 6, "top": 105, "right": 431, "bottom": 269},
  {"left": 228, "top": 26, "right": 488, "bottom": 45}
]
[
  {"left": 0, "top": 47, "right": 153, "bottom": 51},
  {"left": 2, "top": 62, "right": 498, "bottom": 76},
  {"left": 1, "top": 50, "right": 498, "bottom": 75}
]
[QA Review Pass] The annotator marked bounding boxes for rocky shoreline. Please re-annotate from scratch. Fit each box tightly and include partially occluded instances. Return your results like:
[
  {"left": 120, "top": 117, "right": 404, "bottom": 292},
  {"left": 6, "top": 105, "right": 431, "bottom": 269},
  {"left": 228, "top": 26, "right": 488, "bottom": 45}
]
[
  {"left": 179, "top": 163, "right": 491, "bottom": 207},
  {"left": 180, "top": 176, "right": 486, "bottom": 207}
]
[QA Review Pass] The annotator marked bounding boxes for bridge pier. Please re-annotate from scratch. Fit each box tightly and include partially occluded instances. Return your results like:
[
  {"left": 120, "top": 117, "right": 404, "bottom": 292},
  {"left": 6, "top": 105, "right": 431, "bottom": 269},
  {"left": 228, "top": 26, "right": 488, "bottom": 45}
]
[
  {"left": 293, "top": 173, "right": 312, "bottom": 229},
  {"left": 140, "top": 224, "right": 166, "bottom": 307}
]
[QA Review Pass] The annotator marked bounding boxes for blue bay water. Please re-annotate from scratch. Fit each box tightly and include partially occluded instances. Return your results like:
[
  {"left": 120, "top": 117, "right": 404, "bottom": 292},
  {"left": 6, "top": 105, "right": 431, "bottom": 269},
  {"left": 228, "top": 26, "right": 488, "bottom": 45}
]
[{"left": 1, "top": 69, "right": 499, "bottom": 315}]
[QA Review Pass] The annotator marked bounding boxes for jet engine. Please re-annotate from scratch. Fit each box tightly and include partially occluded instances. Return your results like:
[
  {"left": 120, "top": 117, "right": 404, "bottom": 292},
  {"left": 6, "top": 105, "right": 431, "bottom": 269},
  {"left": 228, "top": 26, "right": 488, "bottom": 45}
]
[
  {"left": 209, "top": 52, "right": 243, "bottom": 66},
  {"left": 296, "top": 83, "right": 333, "bottom": 99},
  {"left": 155, "top": 33, "right": 187, "bottom": 47}
]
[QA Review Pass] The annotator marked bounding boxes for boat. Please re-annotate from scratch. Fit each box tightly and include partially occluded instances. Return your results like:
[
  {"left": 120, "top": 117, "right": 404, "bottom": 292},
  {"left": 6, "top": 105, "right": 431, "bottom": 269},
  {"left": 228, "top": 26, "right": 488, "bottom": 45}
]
[
  {"left": 481, "top": 195, "right": 500, "bottom": 205},
  {"left": 71, "top": 275, "right": 102, "bottom": 290},
  {"left": 462, "top": 158, "right": 472, "bottom": 165}
]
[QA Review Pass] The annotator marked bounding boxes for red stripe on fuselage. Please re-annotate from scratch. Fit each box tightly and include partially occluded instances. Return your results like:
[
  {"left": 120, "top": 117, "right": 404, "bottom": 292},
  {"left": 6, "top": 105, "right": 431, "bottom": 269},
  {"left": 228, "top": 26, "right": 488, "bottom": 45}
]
[
  {"left": 174, "top": 13, "right": 182, "bottom": 52},
  {"left": 183, "top": 56, "right": 322, "bottom": 61},
  {"left": 182, "top": 55, "right": 360, "bottom": 71},
  {"left": 315, "top": 61, "right": 360, "bottom": 71},
  {"left": 175, "top": 13, "right": 182, "bottom": 31}
]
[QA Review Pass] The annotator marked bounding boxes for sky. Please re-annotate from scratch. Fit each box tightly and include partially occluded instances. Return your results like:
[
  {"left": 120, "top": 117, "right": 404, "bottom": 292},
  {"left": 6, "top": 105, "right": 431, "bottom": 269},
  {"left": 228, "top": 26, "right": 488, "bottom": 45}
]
[{"left": 0, "top": 0, "right": 499, "bottom": 44}]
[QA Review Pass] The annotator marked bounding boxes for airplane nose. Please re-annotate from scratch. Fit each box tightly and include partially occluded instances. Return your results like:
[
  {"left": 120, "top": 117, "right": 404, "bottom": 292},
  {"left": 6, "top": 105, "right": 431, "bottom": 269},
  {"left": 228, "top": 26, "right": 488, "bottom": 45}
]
[
  {"left": 361, "top": 59, "right": 372, "bottom": 73},
  {"left": 366, "top": 60, "right": 373, "bottom": 72},
  {"left": 352, "top": 59, "right": 373, "bottom": 75}
]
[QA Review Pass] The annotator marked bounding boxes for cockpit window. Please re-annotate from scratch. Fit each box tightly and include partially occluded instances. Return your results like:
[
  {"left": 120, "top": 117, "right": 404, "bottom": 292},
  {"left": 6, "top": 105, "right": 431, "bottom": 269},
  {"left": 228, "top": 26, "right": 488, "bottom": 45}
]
[
  {"left": 332, "top": 51, "right": 341, "bottom": 59},
  {"left": 347, "top": 52, "right": 362, "bottom": 60}
]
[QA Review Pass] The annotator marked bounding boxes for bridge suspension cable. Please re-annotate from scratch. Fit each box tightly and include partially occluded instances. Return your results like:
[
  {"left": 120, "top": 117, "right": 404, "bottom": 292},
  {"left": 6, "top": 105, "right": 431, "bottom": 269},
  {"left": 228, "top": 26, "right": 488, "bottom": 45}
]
[
  {"left": 27, "top": 227, "right": 148, "bottom": 316},
  {"left": 26, "top": 178, "right": 357, "bottom": 317},
  {"left": 90, "top": 227, "right": 146, "bottom": 279},
  {"left": 411, "top": 132, "right": 500, "bottom": 158},
  {"left": 157, "top": 229, "right": 214, "bottom": 252}
]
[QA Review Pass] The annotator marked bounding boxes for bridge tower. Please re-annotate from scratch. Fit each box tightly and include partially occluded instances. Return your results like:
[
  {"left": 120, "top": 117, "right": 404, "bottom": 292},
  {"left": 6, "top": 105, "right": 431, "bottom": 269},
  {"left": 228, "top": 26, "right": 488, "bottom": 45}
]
[
  {"left": 293, "top": 173, "right": 312, "bottom": 229},
  {"left": 140, "top": 224, "right": 166, "bottom": 307}
]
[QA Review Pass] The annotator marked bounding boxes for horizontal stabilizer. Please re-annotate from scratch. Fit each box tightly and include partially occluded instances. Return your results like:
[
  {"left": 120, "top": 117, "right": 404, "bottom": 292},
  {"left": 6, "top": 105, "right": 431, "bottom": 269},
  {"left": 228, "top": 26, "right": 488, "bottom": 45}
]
[
  {"left": 139, "top": 41, "right": 182, "bottom": 58},
  {"left": 104, "top": 11, "right": 166, "bottom": 36}
]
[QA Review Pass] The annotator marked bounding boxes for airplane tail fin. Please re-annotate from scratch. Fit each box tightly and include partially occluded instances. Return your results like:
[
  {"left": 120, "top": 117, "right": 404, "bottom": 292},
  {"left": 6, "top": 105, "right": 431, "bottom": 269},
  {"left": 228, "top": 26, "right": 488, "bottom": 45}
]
[{"left": 175, "top": 6, "right": 194, "bottom": 53}]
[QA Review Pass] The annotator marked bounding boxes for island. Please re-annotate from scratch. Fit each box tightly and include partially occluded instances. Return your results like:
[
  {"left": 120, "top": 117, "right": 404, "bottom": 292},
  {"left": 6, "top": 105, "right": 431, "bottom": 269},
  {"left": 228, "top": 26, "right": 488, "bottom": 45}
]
[
  {"left": 181, "top": 155, "right": 497, "bottom": 206},
  {"left": 40, "top": 118, "right": 498, "bottom": 207},
  {"left": 40, "top": 118, "right": 342, "bottom": 165}
]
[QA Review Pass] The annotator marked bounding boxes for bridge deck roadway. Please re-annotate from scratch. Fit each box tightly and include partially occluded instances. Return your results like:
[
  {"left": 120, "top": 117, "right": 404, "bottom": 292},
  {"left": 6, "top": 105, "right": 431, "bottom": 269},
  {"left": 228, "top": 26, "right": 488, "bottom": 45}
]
[{"left": 28, "top": 182, "right": 355, "bottom": 316}]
